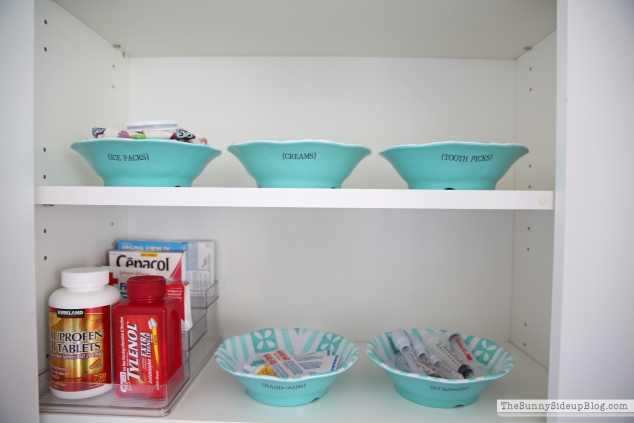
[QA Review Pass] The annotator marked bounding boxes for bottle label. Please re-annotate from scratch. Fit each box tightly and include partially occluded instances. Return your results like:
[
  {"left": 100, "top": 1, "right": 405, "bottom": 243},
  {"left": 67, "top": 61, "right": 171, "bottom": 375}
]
[
  {"left": 116, "top": 314, "right": 161, "bottom": 393},
  {"left": 48, "top": 305, "right": 112, "bottom": 392}
]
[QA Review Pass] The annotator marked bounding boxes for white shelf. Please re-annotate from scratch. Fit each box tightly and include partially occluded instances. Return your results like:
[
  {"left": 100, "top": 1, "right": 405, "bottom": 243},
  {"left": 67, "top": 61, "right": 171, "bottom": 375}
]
[
  {"left": 35, "top": 187, "right": 554, "bottom": 210},
  {"left": 40, "top": 342, "right": 548, "bottom": 423}
]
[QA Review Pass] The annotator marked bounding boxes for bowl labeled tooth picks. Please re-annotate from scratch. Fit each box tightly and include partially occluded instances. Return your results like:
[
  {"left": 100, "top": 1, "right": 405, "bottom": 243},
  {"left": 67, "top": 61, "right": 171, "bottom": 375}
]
[
  {"left": 228, "top": 139, "right": 371, "bottom": 188},
  {"left": 367, "top": 329, "right": 514, "bottom": 408},
  {"left": 380, "top": 141, "right": 528, "bottom": 190},
  {"left": 214, "top": 328, "right": 359, "bottom": 406}
]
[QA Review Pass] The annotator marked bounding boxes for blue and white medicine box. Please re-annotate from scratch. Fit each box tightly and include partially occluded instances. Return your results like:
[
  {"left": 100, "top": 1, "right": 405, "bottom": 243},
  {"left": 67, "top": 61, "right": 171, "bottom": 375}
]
[{"left": 117, "top": 240, "right": 215, "bottom": 292}]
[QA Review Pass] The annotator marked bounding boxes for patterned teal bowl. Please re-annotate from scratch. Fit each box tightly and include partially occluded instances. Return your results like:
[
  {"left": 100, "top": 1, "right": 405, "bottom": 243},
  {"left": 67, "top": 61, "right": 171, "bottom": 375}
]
[
  {"left": 367, "top": 329, "right": 514, "bottom": 408},
  {"left": 228, "top": 140, "right": 371, "bottom": 188},
  {"left": 71, "top": 139, "right": 222, "bottom": 187},
  {"left": 214, "top": 328, "right": 359, "bottom": 406},
  {"left": 380, "top": 141, "right": 528, "bottom": 190}
]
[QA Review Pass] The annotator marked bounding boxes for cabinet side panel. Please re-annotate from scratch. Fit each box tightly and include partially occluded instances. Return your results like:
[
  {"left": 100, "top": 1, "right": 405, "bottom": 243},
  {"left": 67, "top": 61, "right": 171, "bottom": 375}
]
[
  {"left": 127, "top": 207, "right": 514, "bottom": 343},
  {"left": 35, "top": 206, "right": 128, "bottom": 373},
  {"left": 552, "top": 0, "right": 634, "bottom": 404},
  {"left": 511, "top": 32, "right": 556, "bottom": 369},
  {"left": 0, "top": 1, "right": 39, "bottom": 422},
  {"left": 129, "top": 57, "right": 516, "bottom": 189},
  {"left": 512, "top": 211, "right": 554, "bottom": 369},
  {"left": 515, "top": 31, "right": 556, "bottom": 192},
  {"left": 35, "top": 0, "right": 128, "bottom": 186}
]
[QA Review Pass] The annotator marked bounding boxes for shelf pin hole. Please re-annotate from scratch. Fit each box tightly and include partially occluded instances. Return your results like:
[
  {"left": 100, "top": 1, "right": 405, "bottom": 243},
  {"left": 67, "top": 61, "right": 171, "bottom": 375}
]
[
  {"left": 111, "top": 222, "right": 114, "bottom": 226},
  {"left": 43, "top": 147, "right": 46, "bottom": 152},
  {"left": 529, "top": 87, "right": 532, "bottom": 92},
  {"left": 43, "top": 175, "right": 46, "bottom": 179},
  {"left": 523, "top": 343, "right": 526, "bottom": 347},
  {"left": 524, "top": 323, "right": 527, "bottom": 326},
  {"left": 44, "top": 256, "right": 47, "bottom": 260},
  {"left": 44, "top": 47, "right": 47, "bottom": 52},
  {"left": 527, "top": 247, "right": 530, "bottom": 251},
  {"left": 44, "top": 229, "right": 47, "bottom": 234},
  {"left": 529, "top": 164, "right": 531, "bottom": 168},
  {"left": 528, "top": 227, "right": 530, "bottom": 230},
  {"left": 528, "top": 185, "right": 531, "bottom": 189},
  {"left": 44, "top": 20, "right": 47, "bottom": 25}
]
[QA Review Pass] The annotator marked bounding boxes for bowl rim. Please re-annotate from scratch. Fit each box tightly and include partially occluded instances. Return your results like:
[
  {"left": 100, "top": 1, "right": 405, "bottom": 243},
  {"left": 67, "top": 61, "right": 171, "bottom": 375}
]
[
  {"left": 366, "top": 329, "right": 514, "bottom": 384},
  {"left": 379, "top": 141, "right": 528, "bottom": 156},
  {"left": 214, "top": 328, "right": 360, "bottom": 382},
  {"left": 72, "top": 138, "right": 222, "bottom": 152},
  {"left": 228, "top": 139, "right": 371, "bottom": 151}
]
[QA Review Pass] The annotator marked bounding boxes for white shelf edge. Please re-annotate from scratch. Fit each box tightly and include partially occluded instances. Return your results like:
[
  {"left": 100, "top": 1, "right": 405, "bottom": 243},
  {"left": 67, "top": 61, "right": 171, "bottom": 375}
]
[
  {"left": 35, "top": 187, "right": 554, "bottom": 210},
  {"left": 40, "top": 342, "right": 548, "bottom": 423}
]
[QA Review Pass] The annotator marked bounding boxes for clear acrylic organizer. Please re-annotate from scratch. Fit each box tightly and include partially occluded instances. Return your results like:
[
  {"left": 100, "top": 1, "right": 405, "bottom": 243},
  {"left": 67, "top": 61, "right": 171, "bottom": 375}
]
[{"left": 39, "top": 282, "right": 220, "bottom": 417}]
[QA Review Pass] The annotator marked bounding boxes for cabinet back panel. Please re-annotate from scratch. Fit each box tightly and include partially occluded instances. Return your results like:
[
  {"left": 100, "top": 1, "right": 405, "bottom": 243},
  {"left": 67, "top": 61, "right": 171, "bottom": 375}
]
[
  {"left": 129, "top": 57, "right": 517, "bottom": 190},
  {"left": 34, "top": 205, "right": 128, "bottom": 372},
  {"left": 128, "top": 207, "right": 514, "bottom": 342}
]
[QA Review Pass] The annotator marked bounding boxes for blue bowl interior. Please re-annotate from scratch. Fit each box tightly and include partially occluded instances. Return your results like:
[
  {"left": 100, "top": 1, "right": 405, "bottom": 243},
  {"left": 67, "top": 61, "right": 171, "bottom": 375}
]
[
  {"left": 71, "top": 138, "right": 222, "bottom": 187},
  {"left": 379, "top": 141, "right": 528, "bottom": 190},
  {"left": 366, "top": 329, "right": 514, "bottom": 408},
  {"left": 227, "top": 140, "right": 371, "bottom": 188},
  {"left": 214, "top": 328, "right": 359, "bottom": 406}
]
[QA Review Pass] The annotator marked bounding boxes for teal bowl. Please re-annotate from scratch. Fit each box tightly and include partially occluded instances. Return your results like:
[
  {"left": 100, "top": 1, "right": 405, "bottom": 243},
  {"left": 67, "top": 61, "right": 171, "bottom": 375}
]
[
  {"left": 214, "top": 328, "right": 359, "bottom": 406},
  {"left": 71, "top": 139, "right": 222, "bottom": 187},
  {"left": 380, "top": 141, "right": 528, "bottom": 190},
  {"left": 367, "top": 329, "right": 514, "bottom": 408},
  {"left": 227, "top": 140, "right": 371, "bottom": 188}
]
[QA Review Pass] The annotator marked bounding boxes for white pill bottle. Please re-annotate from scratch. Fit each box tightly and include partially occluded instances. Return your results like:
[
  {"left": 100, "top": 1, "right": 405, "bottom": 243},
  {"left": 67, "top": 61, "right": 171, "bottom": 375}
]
[{"left": 49, "top": 268, "right": 120, "bottom": 399}]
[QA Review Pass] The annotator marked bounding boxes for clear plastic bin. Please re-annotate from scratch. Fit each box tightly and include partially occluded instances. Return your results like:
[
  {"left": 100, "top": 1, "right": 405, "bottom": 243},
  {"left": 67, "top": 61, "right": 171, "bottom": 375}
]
[{"left": 39, "top": 282, "right": 220, "bottom": 416}]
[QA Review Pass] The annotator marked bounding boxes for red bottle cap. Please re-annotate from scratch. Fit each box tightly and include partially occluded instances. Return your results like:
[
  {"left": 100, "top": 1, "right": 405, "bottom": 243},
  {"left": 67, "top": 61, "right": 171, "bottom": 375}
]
[{"left": 127, "top": 275, "right": 166, "bottom": 302}]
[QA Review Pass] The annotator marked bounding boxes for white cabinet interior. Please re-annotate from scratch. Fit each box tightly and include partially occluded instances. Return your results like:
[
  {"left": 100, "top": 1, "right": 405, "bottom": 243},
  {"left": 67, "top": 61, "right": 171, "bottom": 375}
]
[{"left": 29, "top": 1, "right": 563, "bottom": 422}]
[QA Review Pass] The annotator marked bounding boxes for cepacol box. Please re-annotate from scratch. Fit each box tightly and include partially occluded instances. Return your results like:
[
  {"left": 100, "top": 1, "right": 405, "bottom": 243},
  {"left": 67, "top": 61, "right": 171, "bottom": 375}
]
[{"left": 109, "top": 251, "right": 186, "bottom": 282}]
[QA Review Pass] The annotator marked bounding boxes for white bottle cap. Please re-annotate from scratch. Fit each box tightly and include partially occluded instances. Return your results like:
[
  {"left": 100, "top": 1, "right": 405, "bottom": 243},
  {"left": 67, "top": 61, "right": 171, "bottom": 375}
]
[
  {"left": 61, "top": 268, "right": 109, "bottom": 288},
  {"left": 243, "top": 364, "right": 256, "bottom": 373},
  {"left": 407, "top": 333, "right": 428, "bottom": 360},
  {"left": 122, "top": 119, "right": 181, "bottom": 131},
  {"left": 391, "top": 329, "right": 412, "bottom": 354}
]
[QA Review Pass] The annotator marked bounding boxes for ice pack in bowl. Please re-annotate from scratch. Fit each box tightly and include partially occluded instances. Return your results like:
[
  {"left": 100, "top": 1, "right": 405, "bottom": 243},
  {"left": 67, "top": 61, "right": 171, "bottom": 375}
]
[
  {"left": 228, "top": 139, "right": 371, "bottom": 188},
  {"left": 367, "top": 329, "right": 514, "bottom": 408},
  {"left": 71, "top": 139, "right": 221, "bottom": 187},
  {"left": 380, "top": 141, "right": 528, "bottom": 190},
  {"left": 214, "top": 328, "right": 359, "bottom": 406}
]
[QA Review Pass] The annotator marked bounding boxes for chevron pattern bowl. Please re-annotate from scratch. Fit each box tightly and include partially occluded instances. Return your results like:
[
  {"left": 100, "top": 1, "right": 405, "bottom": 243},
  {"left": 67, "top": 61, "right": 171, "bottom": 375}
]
[
  {"left": 215, "top": 328, "right": 359, "bottom": 406},
  {"left": 367, "top": 329, "right": 514, "bottom": 408}
]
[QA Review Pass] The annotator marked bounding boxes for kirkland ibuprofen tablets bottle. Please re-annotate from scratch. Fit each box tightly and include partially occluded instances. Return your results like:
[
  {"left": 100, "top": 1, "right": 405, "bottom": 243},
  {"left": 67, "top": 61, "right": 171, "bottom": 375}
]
[
  {"left": 49, "top": 268, "right": 121, "bottom": 399},
  {"left": 114, "top": 275, "right": 183, "bottom": 398}
]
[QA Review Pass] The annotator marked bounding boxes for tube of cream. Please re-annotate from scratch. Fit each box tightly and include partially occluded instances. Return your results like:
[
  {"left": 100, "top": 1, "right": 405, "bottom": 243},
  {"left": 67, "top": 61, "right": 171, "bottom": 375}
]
[
  {"left": 423, "top": 332, "right": 474, "bottom": 378},
  {"left": 449, "top": 334, "right": 488, "bottom": 377},
  {"left": 261, "top": 350, "right": 308, "bottom": 378},
  {"left": 391, "top": 329, "right": 442, "bottom": 377},
  {"left": 294, "top": 351, "right": 340, "bottom": 375},
  {"left": 243, "top": 363, "right": 278, "bottom": 376}
]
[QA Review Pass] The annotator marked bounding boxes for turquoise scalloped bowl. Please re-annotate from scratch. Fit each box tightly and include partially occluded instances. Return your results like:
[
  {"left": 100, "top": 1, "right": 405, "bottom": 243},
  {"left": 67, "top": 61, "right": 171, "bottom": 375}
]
[
  {"left": 228, "top": 140, "right": 371, "bottom": 188},
  {"left": 71, "top": 139, "right": 222, "bottom": 187},
  {"left": 214, "top": 328, "right": 359, "bottom": 406},
  {"left": 367, "top": 329, "right": 514, "bottom": 408},
  {"left": 380, "top": 141, "right": 528, "bottom": 190}
]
